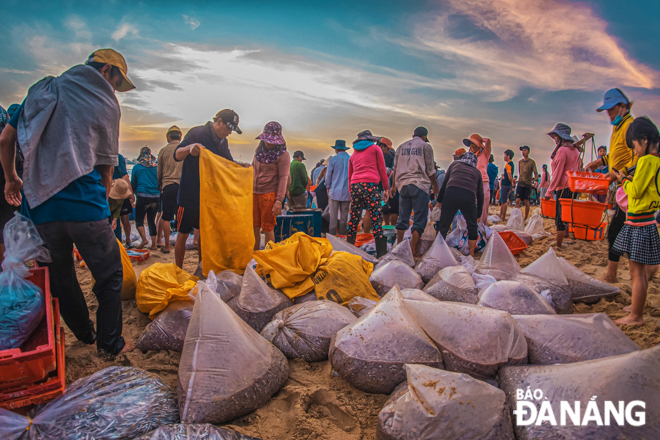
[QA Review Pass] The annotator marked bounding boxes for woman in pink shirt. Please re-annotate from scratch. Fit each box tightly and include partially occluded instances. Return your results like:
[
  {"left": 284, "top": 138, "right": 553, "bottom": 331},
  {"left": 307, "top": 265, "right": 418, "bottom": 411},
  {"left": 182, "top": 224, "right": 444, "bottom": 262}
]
[
  {"left": 544, "top": 123, "right": 581, "bottom": 248},
  {"left": 463, "top": 133, "right": 492, "bottom": 224},
  {"left": 347, "top": 130, "right": 390, "bottom": 258},
  {"left": 539, "top": 164, "right": 551, "bottom": 199}
]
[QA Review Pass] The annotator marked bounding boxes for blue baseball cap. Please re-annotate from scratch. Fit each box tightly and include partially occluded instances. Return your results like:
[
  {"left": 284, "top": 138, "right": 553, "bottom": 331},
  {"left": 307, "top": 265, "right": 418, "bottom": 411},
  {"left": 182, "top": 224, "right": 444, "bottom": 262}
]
[{"left": 596, "top": 88, "right": 630, "bottom": 112}]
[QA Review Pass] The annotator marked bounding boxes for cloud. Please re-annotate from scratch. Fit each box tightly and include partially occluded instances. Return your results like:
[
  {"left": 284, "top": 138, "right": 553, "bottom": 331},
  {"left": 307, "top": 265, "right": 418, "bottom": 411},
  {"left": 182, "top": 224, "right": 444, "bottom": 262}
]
[
  {"left": 183, "top": 15, "right": 200, "bottom": 30},
  {"left": 402, "top": 0, "right": 658, "bottom": 99},
  {"left": 112, "top": 23, "right": 138, "bottom": 41}
]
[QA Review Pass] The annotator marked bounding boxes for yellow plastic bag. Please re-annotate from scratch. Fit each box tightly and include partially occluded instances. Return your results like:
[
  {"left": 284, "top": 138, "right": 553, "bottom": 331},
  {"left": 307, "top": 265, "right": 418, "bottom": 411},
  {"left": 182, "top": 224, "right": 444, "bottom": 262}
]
[
  {"left": 254, "top": 232, "right": 333, "bottom": 299},
  {"left": 312, "top": 251, "right": 379, "bottom": 305},
  {"left": 136, "top": 262, "right": 199, "bottom": 319},
  {"left": 200, "top": 149, "right": 254, "bottom": 277},
  {"left": 118, "top": 239, "right": 137, "bottom": 300}
]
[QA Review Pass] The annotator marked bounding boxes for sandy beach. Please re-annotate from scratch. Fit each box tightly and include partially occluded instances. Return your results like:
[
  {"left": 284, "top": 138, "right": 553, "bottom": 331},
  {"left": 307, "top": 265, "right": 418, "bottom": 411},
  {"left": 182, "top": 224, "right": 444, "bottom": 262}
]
[{"left": 66, "top": 212, "right": 660, "bottom": 440}]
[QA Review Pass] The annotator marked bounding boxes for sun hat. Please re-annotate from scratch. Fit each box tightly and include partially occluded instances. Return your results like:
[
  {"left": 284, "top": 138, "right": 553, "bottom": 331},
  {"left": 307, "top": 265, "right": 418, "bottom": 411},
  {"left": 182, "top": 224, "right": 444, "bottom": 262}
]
[
  {"left": 332, "top": 140, "right": 349, "bottom": 150},
  {"left": 256, "top": 121, "right": 285, "bottom": 145},
  {"left": 413, "top": 126, "right": 429, "bottom": 138},
  {"left": 378, "top": 137, "right": 393, "bottom": 150},
  {"left": 109, "top": 178, "right": 133, "bottom": 200},
  {"left": 214, "top": 109, "right": 242, "bottom": 134},
  {"left": 454, "top": 148, "right": 466, "bottom": 158},
  {"left": 504, "top": 149, "right": 515, "bottom": 159},
  {"left": 597, "top": 88, "right": 630, "bottom": 112},
  {"left": 462, "top": 133, "right": 484, "bottom": 150},
  {"left": 293, "top": 150, "right": 306, "bottom": 160},
  {"left": 85, "top": 48, "right": 135, "bottom": 92},
  {"left": 519, "top": 145, "right": 530, "bottom": 151},
  {"left": 352, "top": 130, "right": 379, "bottom": 144},
  {"left": 547, "top": 123, "right": 573, "bottom": 142}
]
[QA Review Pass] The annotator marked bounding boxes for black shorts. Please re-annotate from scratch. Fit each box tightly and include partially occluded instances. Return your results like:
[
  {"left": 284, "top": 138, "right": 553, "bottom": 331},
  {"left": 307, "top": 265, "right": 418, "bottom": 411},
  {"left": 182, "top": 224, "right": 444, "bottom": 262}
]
[
  {"left": 176, "top": 206, "right": 199, "bottom": 234},
  {"left": 119, "top": 198, "right": 133, "bottom": 216},
  {"left": 161, "top": 183, "right": 179, "bottom": 222},
  {"left": 516, "top": 185, "right": 532, "bottom": 201},
  {"left": 382, "top": 196, "right": 399, "bottom": 215}
]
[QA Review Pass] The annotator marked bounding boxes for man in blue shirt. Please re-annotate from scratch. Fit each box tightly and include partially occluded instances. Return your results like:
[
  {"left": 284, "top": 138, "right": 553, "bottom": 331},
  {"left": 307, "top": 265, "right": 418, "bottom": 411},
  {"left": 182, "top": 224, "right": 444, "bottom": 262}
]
[
  {"left": 325, "top": 140, "right": 351, "bottom": 235},
  {"left": 487, "top": 154, "right": 499, "bottom": 205},
  {"left": 0, "top": 49, "right": 136, "bottom": 360}
]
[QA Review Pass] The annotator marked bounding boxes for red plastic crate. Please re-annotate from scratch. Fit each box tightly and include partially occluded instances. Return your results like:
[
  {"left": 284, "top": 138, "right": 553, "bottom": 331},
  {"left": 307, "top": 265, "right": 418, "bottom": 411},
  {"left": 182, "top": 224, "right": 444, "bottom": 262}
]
[
  {"left": 559, "top": 199, "right": 606, "bottom": 228},
  {"left": 0, "top": 320, "right": 65, "bottom": 410},
  {"left": 569, "top": 222, "right": 606, "bottom": 241},
  {"left": 498, "top": 231, "right": 528, "bottom": 255},
  {"left": 541, "top": 198, "right": 556, "bottom": 218},
  {"left": 126, "top": 249, "right": 150, "bottom": 263},
  {"left": 566, "top": 171, "right": 610, "bottom": 195},
  {"left": 0, "top": 268, "right": 56, "bottom": 390}
]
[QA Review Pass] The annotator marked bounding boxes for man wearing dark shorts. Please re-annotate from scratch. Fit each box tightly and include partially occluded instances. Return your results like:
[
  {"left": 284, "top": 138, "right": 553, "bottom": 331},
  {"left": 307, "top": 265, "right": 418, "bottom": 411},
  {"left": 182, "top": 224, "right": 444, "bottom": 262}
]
[
  {"left": 499, "top": 149, "right": 515, "bottom": 221},
  {"left": 174, "top": 109, "right": 241, "bottom": 268},
  {"left": 515, "top": 145, "right": 539, "bottom": 220},
  {"left": 157, "top": 125, "right": 183, "bottom": 254},
  {"left": 113, "top": 152, "right": 134, "bottom": 246}
]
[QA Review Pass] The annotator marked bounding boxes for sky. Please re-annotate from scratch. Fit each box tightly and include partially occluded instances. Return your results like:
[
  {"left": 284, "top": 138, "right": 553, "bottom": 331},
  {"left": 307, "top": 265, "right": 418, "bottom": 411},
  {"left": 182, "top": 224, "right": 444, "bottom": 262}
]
[{"left": 2, "top": 0, "right": 659, "bottom": 170}]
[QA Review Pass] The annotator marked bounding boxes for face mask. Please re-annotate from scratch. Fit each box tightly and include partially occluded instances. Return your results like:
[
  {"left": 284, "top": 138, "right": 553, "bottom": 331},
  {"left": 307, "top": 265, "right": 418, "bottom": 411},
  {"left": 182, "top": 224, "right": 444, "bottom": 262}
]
[{"left": 611, "top": 115, "right": 623, "bottom": 126}]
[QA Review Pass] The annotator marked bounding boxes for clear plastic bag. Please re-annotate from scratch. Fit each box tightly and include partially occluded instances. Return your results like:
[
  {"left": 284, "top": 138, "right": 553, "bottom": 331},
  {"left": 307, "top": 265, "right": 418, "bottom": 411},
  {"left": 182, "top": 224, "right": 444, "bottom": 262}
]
[
  {"left": 499, "top": 346, "right": 660, "bottom": 440},
  {"left": 430, "top": 205, "right": 441, "bottom": 222},
  {"left": 261, "top": 301, "right": 356, "bottom": 362},
  {"left": 414, "top": 232, "right": 459, "bottom": 283},
  {"left": 325, "top": 234, "right": 378, "bottom": 264},
  {"left": 472, "top": 273, "right": 497, "bottom": 290},
  {"left": 377, "top": 239, "right": 415, "bottom": 268},
  {"left": 488, "top": 214, "right": 502, "bottom": 223},
  {"left": 478, "top": 280, "right": 556, "bottom": 315},
  {"left": 136, "top": 424, "right": 261, "bottom": 440},
  {"left": 347, "top": 296, "right": 377, "bottom": 317},
  {"left": 474, "top": 232, "right": 521, "bottom": 280},
  {"left": 489, "top": 224, "right": 509, "bottom": 232},
  {"left": 524, "top": 213, "right": 549, "bottom": 240},
  {"left": 403, "top": 300, "right": 527, "bottom": 379},
  {"left": 400, "top": 288, "right": 439, "bottom": 302},
  {"left": 329, "top": 287, "right": 443, "bottom": 394},
  {"left": 423, "top": 266, "right": 479, "bottom": 304},
  {"left": 207, "top": 269, "right": 243, "bottom": 303},
  {"left": 513, "top": 230, "right": 533, "bottom": 246},
  {"left": 136, "top": 301, "right": 193, "bottom": 352},
  {"left": 459, "top": 255, "right": 476, "bottom": 274},
  {"left": 415, "top": 222, "right": 436, "bottom": 256},
  {"left": 512, "top": 273, "right": 572, "bottom": 314},
  {"left": 293, "top": 290, "right": 318, "bottom": 304},
  {"left": 369, "top": 260, "right": 424, "bottom": 297},
  {"left": 377, "top": 365, "right": 514, "bottom": 440},
  {"left": 0, "top": 213, "right": 51, "bottom": 350},
  {"left": 557, "top": 257, "right": 620, "bottom": 303},
  {"left": 179, "top": 282, "right": 288, "bottom": 424},
  {"left": 518, "top": 248, "right": 573, "bottom": 314},
  {"left": 506, "top": 207, "right": 524, "bottom": 231},
  {"left": 0, "top": 366, "right": 179, "bottom": 439},
  {"left": 227, "top": 264, "right": 293, "bottom": 332},
  {"left": 513, "top": 313, "right": 640, "bottom": 365}
]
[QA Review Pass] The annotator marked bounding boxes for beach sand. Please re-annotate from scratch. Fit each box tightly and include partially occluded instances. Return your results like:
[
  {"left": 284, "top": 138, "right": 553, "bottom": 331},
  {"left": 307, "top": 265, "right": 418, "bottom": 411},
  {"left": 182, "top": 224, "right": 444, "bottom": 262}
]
[{"left": 65, "top": 211, "right": 659, "bottom": 440}]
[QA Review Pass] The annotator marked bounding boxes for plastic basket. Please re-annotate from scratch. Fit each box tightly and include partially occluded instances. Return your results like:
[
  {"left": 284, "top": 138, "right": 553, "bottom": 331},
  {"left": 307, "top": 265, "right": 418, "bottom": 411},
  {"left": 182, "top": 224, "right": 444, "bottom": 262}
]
[
  {"left": 497, "top": 231, "right": 528, "bottom": 255},
  {"left": 541, "top": 198, "right": 556, "bottom": 218},
  {"left": 126, "top": 249, "right": 150, "bottom": 263},
  {"left": 0, "top": 317, "right": 65, "bottom": 410},
  {"left": 569, "top": 222, "right": 606, "bottom": 241},
  {"left": 559, "top": 199, "right": 606, "bottom": 228},
  {"left": 566, "top": 171, "right": 610, "bottom": 195},
  {"left": 0, "top": 268, "right": 56, "bottom": 390}
]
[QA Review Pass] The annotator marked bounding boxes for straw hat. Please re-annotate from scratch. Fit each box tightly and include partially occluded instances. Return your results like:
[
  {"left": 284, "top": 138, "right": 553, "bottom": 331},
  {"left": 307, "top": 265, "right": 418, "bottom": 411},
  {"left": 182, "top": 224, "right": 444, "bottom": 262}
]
[{"left": 109, "top": 179, "right": 133, "bottom": 200}]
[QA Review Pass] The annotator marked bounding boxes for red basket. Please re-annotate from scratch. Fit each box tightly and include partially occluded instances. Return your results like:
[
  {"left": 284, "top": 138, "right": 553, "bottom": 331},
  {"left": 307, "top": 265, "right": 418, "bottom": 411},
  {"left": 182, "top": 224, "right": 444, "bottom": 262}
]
[
  {"left": 498, "top": 231, "right": 528, "bottom": 255},
  {"left": 566, "top": 171, "right": 610, "bottom": 195},
  {"left": 569, "top": 222, "right": 606, "bottom": 241},
  {"left": 126, "top": 249, "right": 150, "bottom": 263},
  {"left": 355, "top": 233, "right": 374, "bottom": 247},
  {"left": 559, "top": 199, "right": 606, "bottom": 228},
  {"left": 541, "top": 198, "right": 556, "bottom": 218},
  {"left": 0, "top": 322, "right": 65, "bottom": 410},
  {"left": 0, "top": 268, "right": 56, "bottom": 390}
]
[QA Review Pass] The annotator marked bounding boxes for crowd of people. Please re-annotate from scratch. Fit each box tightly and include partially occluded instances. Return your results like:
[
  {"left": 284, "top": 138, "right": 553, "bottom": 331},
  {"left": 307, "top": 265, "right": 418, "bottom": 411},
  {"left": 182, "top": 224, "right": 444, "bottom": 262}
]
[{"left": 0, "top": 48, "right": 658, "bottom": 362}]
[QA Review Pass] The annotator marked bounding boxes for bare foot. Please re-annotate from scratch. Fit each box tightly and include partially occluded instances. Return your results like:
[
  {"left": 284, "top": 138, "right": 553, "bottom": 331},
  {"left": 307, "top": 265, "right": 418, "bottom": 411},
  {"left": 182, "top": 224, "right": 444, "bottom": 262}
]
[
  {"left": 121, "top": 340, "right": 136, "bottom": 354},
  {"left": 149, "top": 245, "right": 158, "bottom": 251},
  {"left": 614, "top": 315, "right": 645, "bottom": 326},
  {"left": 623, "top": 305, "right": 632, "bottom": 312},
  {"left": 599, "top": 275, "right": 618, "bottom": 284},
  {"left": 136, "top": 240, "right": 148, "bottom": 249},
  {"left": 161, "top": 247, "right": 171, "bottom": 254}
]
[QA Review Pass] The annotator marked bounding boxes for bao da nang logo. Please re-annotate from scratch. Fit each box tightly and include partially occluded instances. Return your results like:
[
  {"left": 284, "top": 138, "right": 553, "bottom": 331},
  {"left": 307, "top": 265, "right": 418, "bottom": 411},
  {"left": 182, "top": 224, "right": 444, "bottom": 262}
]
[{"left": 513, "top": 387, "right": 646, "bottom": 427}]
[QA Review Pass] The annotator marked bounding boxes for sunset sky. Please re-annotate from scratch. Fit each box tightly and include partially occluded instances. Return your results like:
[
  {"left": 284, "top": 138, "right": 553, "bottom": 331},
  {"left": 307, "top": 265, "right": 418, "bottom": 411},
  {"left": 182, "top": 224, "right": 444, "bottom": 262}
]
[{"left": 2, "top": 0, "right": 659, "bottom": 170}]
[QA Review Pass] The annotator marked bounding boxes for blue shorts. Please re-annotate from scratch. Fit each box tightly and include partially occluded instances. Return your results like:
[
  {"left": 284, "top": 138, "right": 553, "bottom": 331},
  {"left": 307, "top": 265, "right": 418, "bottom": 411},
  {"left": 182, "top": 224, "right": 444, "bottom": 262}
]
[{"left": 500, "top": 185, "right": 512, "bottom": 204}]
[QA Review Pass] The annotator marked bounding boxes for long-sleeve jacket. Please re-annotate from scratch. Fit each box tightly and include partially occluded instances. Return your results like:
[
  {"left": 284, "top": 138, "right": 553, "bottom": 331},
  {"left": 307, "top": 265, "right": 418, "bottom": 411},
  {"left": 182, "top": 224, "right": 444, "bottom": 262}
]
[
  {"left": 438, "top": 161, "right": 485, "bottom": 218},
  {"left": 547, "top": 142, "right": 580, "bottom": 193},
  {"left": 622, "top": 154, "right": 660, "bottom": 224}
]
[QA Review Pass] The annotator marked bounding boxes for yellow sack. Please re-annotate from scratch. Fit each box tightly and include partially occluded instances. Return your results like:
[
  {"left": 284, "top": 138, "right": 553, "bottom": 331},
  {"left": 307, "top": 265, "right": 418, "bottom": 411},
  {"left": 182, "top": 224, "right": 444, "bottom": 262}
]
[
  {"left": 312, "top": 251, "right": 379, "bottom": 305},
  {"left": 136, "top": 262, "right": 199, "bottom": 319},
  {"left": 200, "top": 149, "right": 254, "bottom": 277},
  {"left": 254, "top": 232, "right": 332, "bottom": 299},
  {"left": 118, "top": 239, "right": 137, "bottom": 300}
]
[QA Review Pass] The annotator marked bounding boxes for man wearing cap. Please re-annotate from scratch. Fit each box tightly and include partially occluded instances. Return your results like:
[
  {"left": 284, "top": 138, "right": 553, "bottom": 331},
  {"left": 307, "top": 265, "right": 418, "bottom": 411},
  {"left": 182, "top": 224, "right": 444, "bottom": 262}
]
[
  {"left": 173, "top": 109, "right": 241, "bottom": 268},
  {"left": 157, "top": 125, "right": 183, "bottom": 254},
  {"left": 325, "top": 140, "right": 351, "bottom": 235},
  {"left": 0, "top": 48, "right": 136, "bottom": 359},
  {"left": 515, "top": 146, "right": 539, "bottom": 220},
  {"left": 463, "top": 134, "right": 492, "bottom": 224},
  {"left": 288, "top": 151, "right": 309, "bottom": 208},
  {"left": 594, "top": 88, "right": 637, "bottom": 283},
  {"left": 391, "top": 126, "right": 439, "bottom": 255},
  {"left": 499, "top": 149, "right": 515, "bottom": 221}
]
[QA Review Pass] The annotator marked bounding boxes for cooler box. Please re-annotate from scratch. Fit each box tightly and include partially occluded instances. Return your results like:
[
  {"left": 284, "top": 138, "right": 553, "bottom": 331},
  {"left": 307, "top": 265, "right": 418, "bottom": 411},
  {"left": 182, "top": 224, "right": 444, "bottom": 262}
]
[{"left": 274, "top": 209, "right": 323, "bottom": 242}]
